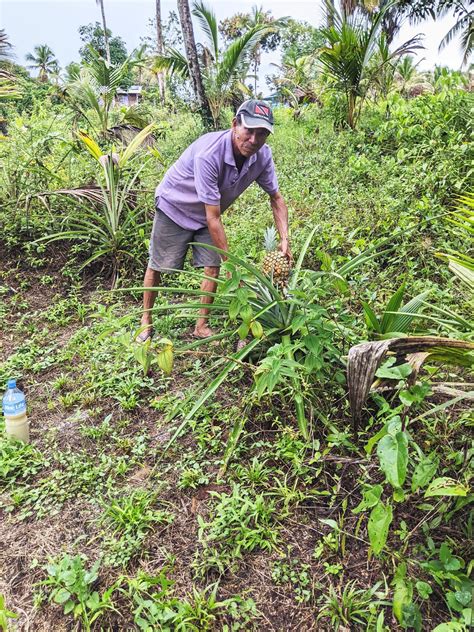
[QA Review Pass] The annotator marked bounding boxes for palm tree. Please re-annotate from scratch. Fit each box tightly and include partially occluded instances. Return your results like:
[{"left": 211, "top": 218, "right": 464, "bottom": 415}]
[
  {"left": 96, "top": 0, "right": 111, "bottom": 63},
  {"left": 395, "top": 55, "right": 423, "bottom": 94},
  {"left": 176, "top": 0, "right": 211, "bottom": 119},
  {"left": 0, "top": 30, "right": 19, "bottom": 100},
  {"left": 318, "top": 0, "right": 423, "bottom": 128},
  {"left": 154, "top": 1, "right": 275, "bottom": 127},
  {"left": 155, "top": 0, "right": 165, "bottom": 102},
  {"left": 438, "top": 1, "right": 473, "bottom": 66},
  {"left": 66, "top": 47, "right": 137, "bottom": 136},
  {"left": 25, "top": 44, "right": 58, "bottom": 82},
  {"left": 0, "top": 29, "right": 14, "bottom": 62}
]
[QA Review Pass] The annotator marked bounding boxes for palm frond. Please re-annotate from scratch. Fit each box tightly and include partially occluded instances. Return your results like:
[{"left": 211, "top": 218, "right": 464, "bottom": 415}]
[
  {"left": 151, "top": 48, "right": 190, "bottom": 79},
  {"left": 192, "top": 0, "right": 219, "bottom": 61},
  {"left": 215, "top": 23, "right": 270, "bottom": 92},
  {"left": 347, "top": 336, "right": 474, "bottom": 429}
]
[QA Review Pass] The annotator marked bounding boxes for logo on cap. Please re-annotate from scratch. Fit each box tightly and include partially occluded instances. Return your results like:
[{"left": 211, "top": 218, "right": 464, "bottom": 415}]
[{"left": 255, "top": 104, "right": 270, "bottom": 117}]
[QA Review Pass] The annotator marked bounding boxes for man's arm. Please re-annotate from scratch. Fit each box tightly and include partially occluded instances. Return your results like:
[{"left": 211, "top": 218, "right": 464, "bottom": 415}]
[
  {"left": 205, "top": 204, "right": 228, "bottom": 262},
  {"left": 269, "top": 191, "right": 291, "bottom": 260}
]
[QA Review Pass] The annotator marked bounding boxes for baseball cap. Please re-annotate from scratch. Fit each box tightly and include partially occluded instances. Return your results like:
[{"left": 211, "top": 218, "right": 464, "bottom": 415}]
[{"left": 236, "top": 99, "right": 274, "bottom": 134}]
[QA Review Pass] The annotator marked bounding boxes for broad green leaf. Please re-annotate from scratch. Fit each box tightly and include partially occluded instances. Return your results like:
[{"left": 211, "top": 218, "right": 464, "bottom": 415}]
[
  {"left": 368, "top": 501, "right": 392, "bottom": 555},
  {"left": 64, "top": 600, "right": 75, "bottom": 614},
  {"left": 157, "top": 348, "right": 173, "bottom": 375},
  {"left": 439, "top": 542, "right": 462, "bottom": 570},
  {"left": 411, "top": 454, "right": 438, "bottom": 492},
  {"left": 446, "top": 591, "right": 467, "bottom": 613},
  {"left": 431, "top": 624, "right": 465, "bottom": 632},
  {"left": 352, "top": 484, "right": 383, "bottom": 514},
  {"left": 240, "top": 304, "right": 253, "bottom": 324},
  {"left": 377, "top": 431, "right": 408, "bottom": 488},
  {"left": 303, "top": 334, "right": 322, "bottom": 355},
  {"left": 393, "top": 487, "right": 405, "bottom": 502},
  {"left": 415, "top": 580, "right": 432, "bottom": 599},
  {"left": 392, "top": 563, "right": 413, "bottom": 624},
  {"left": 425, "top": 477, "right": 468, "bottom": 498},
  {"left": 53, "top": 588, "right": 71, "bottom": 604},
  {"left": 399, "top": 383, "right": 431, "bottom": 406},
  {"left": 376, "top": 359, "right": 412, "bottom": 380}
]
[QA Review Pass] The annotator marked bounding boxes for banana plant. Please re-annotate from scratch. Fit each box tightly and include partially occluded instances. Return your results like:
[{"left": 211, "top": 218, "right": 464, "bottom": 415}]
[{"left": 34, "top": 123, "right": 157, "bottom": 288}]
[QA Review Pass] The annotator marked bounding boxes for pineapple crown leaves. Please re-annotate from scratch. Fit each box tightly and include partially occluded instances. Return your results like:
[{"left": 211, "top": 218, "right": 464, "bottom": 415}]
[{"left": 263, "top": 226, "right": 279, "bottom": 252}]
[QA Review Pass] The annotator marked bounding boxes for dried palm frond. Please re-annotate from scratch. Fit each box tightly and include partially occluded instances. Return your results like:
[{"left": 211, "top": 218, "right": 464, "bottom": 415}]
[{"left": 347, "top": 336, "right": 474, "bottom": 430}]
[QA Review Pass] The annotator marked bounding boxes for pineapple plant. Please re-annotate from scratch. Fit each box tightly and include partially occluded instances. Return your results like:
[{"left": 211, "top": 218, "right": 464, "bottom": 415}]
[{"left": 262, "top": 226, "right": 290, "bottom": 288}]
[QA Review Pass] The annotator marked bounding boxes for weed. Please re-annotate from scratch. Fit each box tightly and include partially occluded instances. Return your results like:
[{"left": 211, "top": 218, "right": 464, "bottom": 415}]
[
  {"left": 2, "top": 451, "right": 129, "bottom": 519},
  {"left": 195, "top": 484, "right": 279, "bottom": 576},
  {"left": 39, "top": 554, "right": 117, "bottom": 632},
  {"left": 272, "top": 556, "right": 313, "bottom": 603},
  {"left": 119, "top": 571, "right": 259, "bottom": 631},
  {"left": 317, "top": 580, "right": 389, "bottom": 630},
  {"left": 0, "top": 436, "right": 46, "bottom": 487},
  {"left": 178, "top": 462, "right": 210, "bottom": 490},
  {"left": 0, "top": 594, "right": 18, "bottom": 631},
  {"left": 99, "top": 488, "right": 173, "bottom": 567}
]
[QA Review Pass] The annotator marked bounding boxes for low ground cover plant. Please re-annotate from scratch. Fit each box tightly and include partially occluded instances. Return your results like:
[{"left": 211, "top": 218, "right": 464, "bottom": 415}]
[{"left": 0, "top": 78, "right": 472, "bottom": 630}]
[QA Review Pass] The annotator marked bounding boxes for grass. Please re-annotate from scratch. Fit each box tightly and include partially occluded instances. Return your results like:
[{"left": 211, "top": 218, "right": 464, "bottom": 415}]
[{"left": 0, "top": 97, "right": 473, "bottom": 630}]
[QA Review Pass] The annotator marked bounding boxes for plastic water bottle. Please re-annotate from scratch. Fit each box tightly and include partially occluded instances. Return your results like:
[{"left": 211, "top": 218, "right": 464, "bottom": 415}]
[{"left": 2, "top": 379, "right": 29, "bottom": 442}]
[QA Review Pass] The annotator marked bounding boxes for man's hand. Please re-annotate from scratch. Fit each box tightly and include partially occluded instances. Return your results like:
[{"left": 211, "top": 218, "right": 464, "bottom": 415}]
[
  {"left": 279, "top": 237, "right": 293, "bottom": 265},
  {"left": 269, "top": 191, "right": 292, "bottom": 264}
]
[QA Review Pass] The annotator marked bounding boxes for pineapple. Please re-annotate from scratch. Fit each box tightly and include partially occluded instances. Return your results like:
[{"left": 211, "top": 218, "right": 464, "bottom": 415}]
[{"left": 262, "top": 226, "right": 290, "bottom": 287}]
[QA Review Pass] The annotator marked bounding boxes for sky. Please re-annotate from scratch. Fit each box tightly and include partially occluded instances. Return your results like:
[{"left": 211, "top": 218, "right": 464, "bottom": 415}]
[{"left": 1, "top": 0, "right": 468, "bottom": 91}]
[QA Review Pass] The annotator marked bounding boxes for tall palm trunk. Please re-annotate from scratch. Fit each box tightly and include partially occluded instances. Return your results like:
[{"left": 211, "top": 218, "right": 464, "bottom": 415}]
[
  {"left": 155, "top": 0, "right": 165, "bottom": 103},
  {"left": 176, "top": 0, "right": 211, "bottom": 120},
  {"left": 97, "top": 0, "right": 111, "bottom": 63}
]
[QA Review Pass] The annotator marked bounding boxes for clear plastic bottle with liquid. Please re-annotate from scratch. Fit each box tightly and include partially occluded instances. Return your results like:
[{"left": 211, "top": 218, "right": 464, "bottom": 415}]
[{"left": 2, "top": 379, "right": 30, "bottom": 442}]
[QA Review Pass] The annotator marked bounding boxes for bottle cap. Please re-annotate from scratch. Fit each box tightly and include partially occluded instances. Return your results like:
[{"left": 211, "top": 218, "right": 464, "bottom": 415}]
[{"left": 7, "top": 379, "right": 16, "bottom": 389}]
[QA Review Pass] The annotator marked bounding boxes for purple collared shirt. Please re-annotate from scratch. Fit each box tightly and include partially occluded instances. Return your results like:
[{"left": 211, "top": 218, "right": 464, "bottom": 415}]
[{"left": 155, "top": 129, "right": 279, "bottom": 230}]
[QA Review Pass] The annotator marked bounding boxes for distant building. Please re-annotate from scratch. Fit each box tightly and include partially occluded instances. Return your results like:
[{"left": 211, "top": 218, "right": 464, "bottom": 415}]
[{"left": 114, "top": 85, "right": 142, "bottom": 106}]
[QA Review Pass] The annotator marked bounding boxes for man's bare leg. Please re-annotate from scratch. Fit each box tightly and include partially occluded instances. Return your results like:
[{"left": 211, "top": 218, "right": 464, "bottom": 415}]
[
  {"left": 194, "top": 266, "right": 219, "bottom": 338},
  {"left": 140, "top": 266, "right": 162, "bottom": 336}
]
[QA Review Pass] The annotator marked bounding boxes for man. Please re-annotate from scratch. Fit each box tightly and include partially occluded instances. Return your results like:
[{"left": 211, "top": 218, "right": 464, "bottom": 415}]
[{"left": 138, "top": 99, "right": 291, "bottom": 341}]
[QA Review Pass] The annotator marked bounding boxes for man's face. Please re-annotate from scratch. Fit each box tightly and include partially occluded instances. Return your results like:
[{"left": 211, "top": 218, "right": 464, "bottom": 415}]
[{"left": 231, "top": 119, "right": 270, "bottom": 158}]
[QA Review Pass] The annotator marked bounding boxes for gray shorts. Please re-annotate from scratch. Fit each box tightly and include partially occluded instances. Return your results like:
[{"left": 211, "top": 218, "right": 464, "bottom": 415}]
[{"left": 148, "top": 208, "right": 221, "bottom": 272}]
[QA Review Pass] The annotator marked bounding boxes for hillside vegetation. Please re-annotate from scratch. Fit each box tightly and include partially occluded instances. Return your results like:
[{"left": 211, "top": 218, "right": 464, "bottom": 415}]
[{"left": 0, "top": 85, "right": 473, "bottom": 630}]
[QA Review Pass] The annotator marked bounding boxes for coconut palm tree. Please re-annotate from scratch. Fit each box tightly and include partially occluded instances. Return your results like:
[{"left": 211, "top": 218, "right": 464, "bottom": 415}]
[
  {"left": 438, "top": 2, "right": 473, "bottom": 66},
  {"left": 154, "top": 1, "right": 275, "bottom": 127},
  {"left": 0, "top": 30, "right": 19, "bottom": 100},
  {"left": 318, "top": 0, "right": 423, "bottom": 128},
  {"left": 395, "top": 55, "right": 423, "bottom": 94},
  {"left": 0, "top": 29, "right": 14, "bottom": 62},
  {"left": 176, "top": 0, "right": 210, "bottom": 119},
  {"left": 66, "top": 47, "right": 137, "bottom": 136},
  {"left": 155, "top": 0, "right": 165, "bottom": 102},
  {"left": 96, "top": 0, "right": 111, "bottom": 63},
  {"left": 25, "top": 44, "right": 58, "bottom": 82}
]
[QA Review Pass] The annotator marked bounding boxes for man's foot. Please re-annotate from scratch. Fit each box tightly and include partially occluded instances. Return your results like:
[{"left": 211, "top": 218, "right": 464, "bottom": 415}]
[
  {"left": 193, "top": 324, "right": 216, "bottom": 339},
  {"left": 135, "top": 325, "right": 154, "bottom": 344}
]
